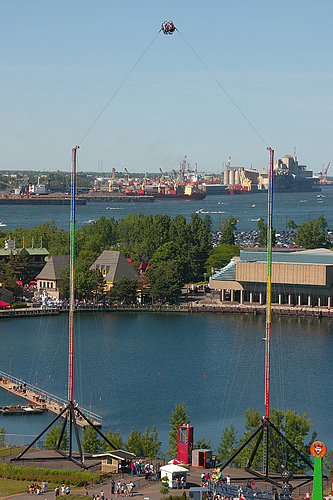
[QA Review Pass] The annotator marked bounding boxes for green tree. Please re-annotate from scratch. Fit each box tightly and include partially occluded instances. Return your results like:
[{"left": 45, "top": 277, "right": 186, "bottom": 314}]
[
  {"left": 257, "top": 218, "right": 267, "bottom": 246},
  {"left": 193, "top": 437, "right": 211, "bottom": 450},
  {"left": 82, "top": 426, "right": 100, "bottom": 453},
  {"left": 257, "top": 218, "right": 276, "bottom": 247},
  {"left": 110, "top": 276, "right": 139, "bottom": 304},
  {"left": 218, "top": 216, "right": 237, "bottom": 245},
  {"left": 295, "top": 216, "right": 328, "bottom": 249},
  {"left": 141, "top": 425, "right": 162, "bottom": 458},
  {"left": 216, "top": 423, "right": 238, "bottom": 464},
  {"left": 217, "top": 408, "right": 314, "bottom": 473},
  {"left": 167, "top": 402, "right": 190, "bottom": 460},
  {"left": 146, "top": 260, "right": 183, "bottom": 303},
  {"left": 44, "top": 425, "right": 67, "bottom": 450},
  {"left": 205, "top": 244, "right": 240, "bottom": 277},
  {"left": 149, "top": 242, "right": 189, "bottom": 283},
  {"left": 100, "top": 429, "right": 123, "bottom": 451},
  {"left": 286, "top": 219, "right": 297, "bottom": 231},
  {"left": 186, "top": 214, "right": 212, "bottom": 281},
  {"left": 0, "top": 427, "right": 5, "bottom": 447},
  {"left": 126, "top": 428, "right": 143, "bottom": 456}
]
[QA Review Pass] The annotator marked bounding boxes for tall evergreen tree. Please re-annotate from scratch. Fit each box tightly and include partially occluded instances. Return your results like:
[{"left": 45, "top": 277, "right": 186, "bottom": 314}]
[
  {"left": 167, "top": 402, "right": 190, "bottom": 459},
  {"left": 82, "top": 426, "right": 100, "bottom": 453}
]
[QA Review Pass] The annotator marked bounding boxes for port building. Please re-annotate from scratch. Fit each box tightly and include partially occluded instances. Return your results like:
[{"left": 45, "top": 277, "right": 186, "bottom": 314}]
[{"left": 210, "top": 248, "right": 333, "bottom": 308}]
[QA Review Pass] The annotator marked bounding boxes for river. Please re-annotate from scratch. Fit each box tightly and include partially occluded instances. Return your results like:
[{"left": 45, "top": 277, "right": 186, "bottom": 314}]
[
  {"left": 1, "top": 186, "right": 333, "bottom": 233},
  {"left": 0, "top": 311, "right": 332, "bottom": 453}
]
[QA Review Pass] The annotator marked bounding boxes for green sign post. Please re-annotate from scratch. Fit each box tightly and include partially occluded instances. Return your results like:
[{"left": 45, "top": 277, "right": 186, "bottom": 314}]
[{"left": 310, "top": 440, "right": 327, "bottom": 500}]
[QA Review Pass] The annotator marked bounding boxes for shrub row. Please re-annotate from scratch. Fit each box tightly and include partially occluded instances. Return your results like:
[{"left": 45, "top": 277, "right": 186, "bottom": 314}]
[{"left": 0, "top": 464, "right": 100, "bottom": 486}]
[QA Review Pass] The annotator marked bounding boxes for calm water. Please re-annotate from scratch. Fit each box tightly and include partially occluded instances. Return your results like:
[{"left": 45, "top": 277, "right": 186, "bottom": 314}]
[
  {"left": 1, "top": 185, "right": 333, "bottom": 233},
  {"left": 0, "top": 311, "right": 332, "bottom": 452},
  {"left": 1, "top": 190, "right": 333, "bottom": 451}
]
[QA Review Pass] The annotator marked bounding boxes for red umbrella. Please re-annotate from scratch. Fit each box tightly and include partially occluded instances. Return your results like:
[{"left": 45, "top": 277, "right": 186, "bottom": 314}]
[{"left": 0, "top": 301, "right": 11, "bottom": 307}]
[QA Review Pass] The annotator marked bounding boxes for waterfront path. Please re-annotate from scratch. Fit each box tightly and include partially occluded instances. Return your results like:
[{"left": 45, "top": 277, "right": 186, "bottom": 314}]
[{"left": 0, "top": 301, "right": 333, "bottom": 318}]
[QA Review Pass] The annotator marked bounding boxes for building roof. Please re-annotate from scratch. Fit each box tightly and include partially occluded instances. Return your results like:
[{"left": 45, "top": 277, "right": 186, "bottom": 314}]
[
  {"left": 240, "top": 248, "right": 333, "bottom": 265},
  {"left": 0, "top": 247, "right": 49, "bottom": 257},
  {"left": 210, "top": 248, "right": 333, "bottom": 285},
  {"left": 90, "top": 250, "right": 142, "bottom": 283},
  {"left": 35, "top": 255, "right": 69, "bottom": 280},
  {"left": 92, "top": 450, "right": 136, "bottom": 461}
]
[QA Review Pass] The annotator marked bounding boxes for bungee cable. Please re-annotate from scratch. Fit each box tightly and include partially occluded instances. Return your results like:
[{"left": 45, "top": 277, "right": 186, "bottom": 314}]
[
  {"left": 78, "top": 29, "right": 161, "bottom": 145},
  {"left": 175, "top": 26, "right": 269, "bottom": 149}
]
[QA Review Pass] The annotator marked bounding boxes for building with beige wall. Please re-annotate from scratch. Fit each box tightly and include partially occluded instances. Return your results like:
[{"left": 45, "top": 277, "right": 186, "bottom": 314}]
[{"left": 210, "top": 248, "right": 333, "bottom": 308}]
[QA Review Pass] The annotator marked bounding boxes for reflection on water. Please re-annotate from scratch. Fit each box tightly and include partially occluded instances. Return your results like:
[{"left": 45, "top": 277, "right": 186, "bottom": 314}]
[{"left": 0, "top": 312, "right": 331, "bottom": 451}]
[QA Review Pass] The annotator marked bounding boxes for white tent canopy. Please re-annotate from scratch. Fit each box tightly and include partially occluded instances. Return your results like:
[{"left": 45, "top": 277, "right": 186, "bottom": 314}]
[{"left": 160, "top": 463, "right": 189, "bottom": 489}]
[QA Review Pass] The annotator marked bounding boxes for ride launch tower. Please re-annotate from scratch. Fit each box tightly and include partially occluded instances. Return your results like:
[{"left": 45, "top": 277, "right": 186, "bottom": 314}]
[{"left": 178, "top": 425, "right": 194, "bottom": 464}]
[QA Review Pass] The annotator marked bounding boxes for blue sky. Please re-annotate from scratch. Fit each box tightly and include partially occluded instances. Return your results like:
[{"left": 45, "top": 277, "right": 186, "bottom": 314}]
[{"left": 1, "top": 0, "right": 332, "bottom": 174}]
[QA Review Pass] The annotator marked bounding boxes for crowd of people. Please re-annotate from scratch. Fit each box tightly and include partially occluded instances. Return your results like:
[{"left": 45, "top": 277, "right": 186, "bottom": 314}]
[{"left": 128, "top": 459, "right": 159, "bottom": 481}]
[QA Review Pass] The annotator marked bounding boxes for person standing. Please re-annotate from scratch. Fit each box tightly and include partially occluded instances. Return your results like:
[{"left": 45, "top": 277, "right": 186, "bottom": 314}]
[{"left": 111, "top": 479, "right": 115, "bottom": 495}]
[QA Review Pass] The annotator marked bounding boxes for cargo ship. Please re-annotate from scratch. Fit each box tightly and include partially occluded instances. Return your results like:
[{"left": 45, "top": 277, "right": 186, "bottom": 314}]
[
  {"left": 135, "top": 182, "right": 206, "bottom": 200},
  {"left": 228, "top": 185, "right": 251, "bottom": 195}
]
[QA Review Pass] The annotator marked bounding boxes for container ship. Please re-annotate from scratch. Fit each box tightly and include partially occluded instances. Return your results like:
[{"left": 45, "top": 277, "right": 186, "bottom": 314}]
[{"left": 140, "top": 183, "right": 206, "bottom": 200}]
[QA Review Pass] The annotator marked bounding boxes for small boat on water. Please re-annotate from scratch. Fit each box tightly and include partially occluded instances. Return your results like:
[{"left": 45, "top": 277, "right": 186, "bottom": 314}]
[
  {"left": 0, "top": 222, "right": 7, "bottom": 227},
  {"left": 0, "top": 405, "right": 45, "bottom": 415}
]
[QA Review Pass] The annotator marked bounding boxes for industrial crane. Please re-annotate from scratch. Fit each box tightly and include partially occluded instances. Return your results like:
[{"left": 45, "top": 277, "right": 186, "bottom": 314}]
[
  {"left": 108, "top": 169, "right": 116, "bottom": 192},
  {"left": 141, "top": 172, "right": 148, "bottom": 190},
  {"left": 124, "top": 167, "right": 130, "bottom": 183},
  {"left": 315, "top": 162, "right": 330, "bottom": 179},
  {"left": 314, "top": 162, "right": 331, "bottom": 184},
  {"left": 158, "top": 168, "right": 165, "bottom": 193},
  {"left": 238, "top": 167, "right": 252, "bottom": 191}
]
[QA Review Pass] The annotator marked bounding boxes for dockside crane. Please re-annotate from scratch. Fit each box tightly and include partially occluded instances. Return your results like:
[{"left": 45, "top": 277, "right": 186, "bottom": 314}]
[
  {"left": 158, "top": 168, "right": 165, "bottom": 193},
  {"left": 315, "top": 162, "right": 330, "bottom": 183},
  {"left": 141, "top": 171, "right": 148, "bottom": 190},
  {"left": 108, "top": 169, "right": 116, "bottom": 192},
  {"left": 124, "top": 167, "right": 131, "bottom": 185}
]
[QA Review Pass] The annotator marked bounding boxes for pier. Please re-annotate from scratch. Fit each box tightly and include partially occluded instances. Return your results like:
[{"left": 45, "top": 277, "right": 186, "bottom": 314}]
[{"left": 0, "top": 370, "right": 101, "bottom": 427}]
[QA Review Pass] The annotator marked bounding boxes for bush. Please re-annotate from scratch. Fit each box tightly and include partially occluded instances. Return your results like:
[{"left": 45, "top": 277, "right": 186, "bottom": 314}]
[
  {"left": 160, "top": 475, "right": 169, "bottom": 495},
  {"left": 0, "top": 464, "right": 99, "bottom": 486},
  {"left": 10, "top": 302, "right": 27, "bottom": 309}
]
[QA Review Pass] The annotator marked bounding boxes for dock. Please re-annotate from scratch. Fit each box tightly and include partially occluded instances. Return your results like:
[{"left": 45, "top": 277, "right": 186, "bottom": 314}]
[{"left": 0, "top": 370, "right": 101, "bottom": 427}]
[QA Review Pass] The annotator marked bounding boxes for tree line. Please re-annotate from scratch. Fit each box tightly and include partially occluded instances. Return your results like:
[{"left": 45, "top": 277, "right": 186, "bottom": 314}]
[
  {"left": 41, "top": 401, "right": 333, "bottom": 475},
  {"left": 0, "top": 213, "right": 331, "bottom": 302},
  {"left": 0, "top": 213, "right": 214, "bottom": 302}
]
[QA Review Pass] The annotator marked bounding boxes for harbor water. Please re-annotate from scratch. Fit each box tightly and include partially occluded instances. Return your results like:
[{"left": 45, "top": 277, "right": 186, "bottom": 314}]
[
  {"left": 0, "top": 189, "right": 332, "bottom": 452},
  {"left": 1, "top": 186, "right": 333, "bottom": 233},
  {"left": 0, "top": 311, "right": 332, "bottom": 452}
]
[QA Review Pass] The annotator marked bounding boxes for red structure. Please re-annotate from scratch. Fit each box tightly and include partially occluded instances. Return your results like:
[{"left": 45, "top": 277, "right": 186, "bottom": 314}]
[{"left": 178, "top": 425, "right": 194, "bottom": 464}]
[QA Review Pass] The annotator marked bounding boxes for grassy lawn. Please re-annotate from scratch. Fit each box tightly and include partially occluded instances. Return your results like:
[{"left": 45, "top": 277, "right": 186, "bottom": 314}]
[
  {"left": 0, "top": 477, "right": 32, "bottom": 495},
  {"left": 0, "top": 479, "right": 89, "bottom": 496}
]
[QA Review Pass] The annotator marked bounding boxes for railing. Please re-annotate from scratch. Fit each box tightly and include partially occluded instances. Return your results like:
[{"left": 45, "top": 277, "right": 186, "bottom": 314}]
[{"left": 0, "top": 370, "right": 101, "bottom": 424}]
